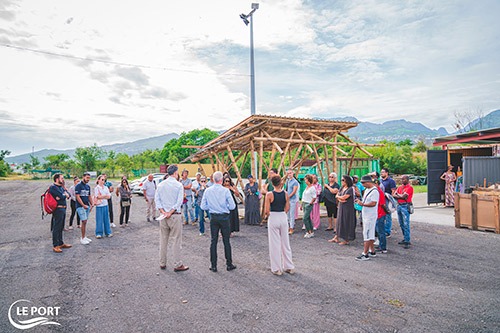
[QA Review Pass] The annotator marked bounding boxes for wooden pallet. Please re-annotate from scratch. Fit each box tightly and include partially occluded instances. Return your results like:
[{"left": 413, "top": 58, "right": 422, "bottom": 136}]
[{"left": 455, "top": 192, "right": 500, "bottom": 233}]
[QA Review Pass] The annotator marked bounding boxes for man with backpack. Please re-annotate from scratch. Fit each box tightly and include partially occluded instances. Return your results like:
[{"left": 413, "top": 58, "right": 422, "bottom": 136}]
[
  {"left": 380, "top": 168, "right": 397, "bottom": 237},
  {"left": 49, "top": 173, "right": 72, "bottom": 253}
]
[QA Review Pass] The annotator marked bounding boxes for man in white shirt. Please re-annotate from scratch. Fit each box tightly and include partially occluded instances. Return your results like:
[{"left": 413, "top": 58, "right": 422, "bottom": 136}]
[
  {"left": 354, "top": 175, "right": 379, "bottom": 261},
  {"left": 142, "top": 174, "right": 157, "bottom": 222},
  {"left": 155, "top": 165, "right": 189, "bottom": 272},
  {"left": 192, "top": 172, "right": 202, "bottom": 222}
]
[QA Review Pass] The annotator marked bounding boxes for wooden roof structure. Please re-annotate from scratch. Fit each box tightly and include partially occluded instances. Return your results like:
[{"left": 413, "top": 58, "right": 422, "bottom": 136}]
[{"left": 183, "top": 115, "right": 379, "bottom": 192}]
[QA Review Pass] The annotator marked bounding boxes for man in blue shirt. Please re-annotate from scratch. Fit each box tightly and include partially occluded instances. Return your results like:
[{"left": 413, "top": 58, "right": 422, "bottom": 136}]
[
  {"left": 285, "top": 168, "right": 299, "bottom": 234},
  {"left": 75, "top": 172, "right": 94, "bottom": 245},
  {"left": 380, "top": 168, "right": 397, "bottom": 237},
  {"left": 49, "top": 173, "right": 72, "bottom": 253},
  {"left": 201, "top": 171, "right": 237, "bottom": 272}
]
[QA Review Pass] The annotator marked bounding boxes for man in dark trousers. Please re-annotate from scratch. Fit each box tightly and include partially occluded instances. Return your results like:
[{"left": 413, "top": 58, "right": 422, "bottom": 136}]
[
  {"left": 49, "top": 173, "right": 72, "bottom": 253},
  {"left": 201, "top": 171, "right": 237, "bottom": 273}
]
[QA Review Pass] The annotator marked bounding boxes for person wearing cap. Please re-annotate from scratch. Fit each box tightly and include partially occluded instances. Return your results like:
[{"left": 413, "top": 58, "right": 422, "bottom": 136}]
[
  {"left": 67, "top": 176, "right": 81, "bottom": 229},
  {"left": 49, "top": 173, "right": 72, "bottom": 253},
  {"left": 354, "top": 175, "right": 379, "bottom": 261},
  {"left": 155, "top": 164, "right": 189, "bottom": 272},
  {"left": 75, "top": 172, "right": 94, "bottom": 245},
  {"left": 244, "top": 174, "right": 261, "bottom": 225}
]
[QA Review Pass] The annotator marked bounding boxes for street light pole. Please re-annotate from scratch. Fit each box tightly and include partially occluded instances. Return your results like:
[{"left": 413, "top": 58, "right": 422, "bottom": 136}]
[
  {"left": 240, "top": 3, "right": 259, "bottom": 116},
  {"left": 240, "top": 3, "right": 259, "bottom": 178}
]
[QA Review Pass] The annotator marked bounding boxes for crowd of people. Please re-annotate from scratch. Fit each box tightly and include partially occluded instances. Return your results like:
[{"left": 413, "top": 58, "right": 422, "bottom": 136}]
[{"left": 47, "top": 165, "right": 414, "bottom": 274}]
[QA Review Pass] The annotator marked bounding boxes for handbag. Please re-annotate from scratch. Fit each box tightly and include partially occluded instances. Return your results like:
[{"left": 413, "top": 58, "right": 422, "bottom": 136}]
[
  {"left": 382, "top": 203, "right": 392, "bottom": 215},
  {"left": 121, "top": 199, "right": 131, "bottom": 207},
  {"left": 408, "top": 202, "right": 414, "bottom": 214}
]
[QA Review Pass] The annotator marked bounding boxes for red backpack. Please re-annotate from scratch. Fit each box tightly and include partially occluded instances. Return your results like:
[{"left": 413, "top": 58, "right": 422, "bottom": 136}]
[{"left": 41, "top": 187, "right": 58, "bottom": 219}]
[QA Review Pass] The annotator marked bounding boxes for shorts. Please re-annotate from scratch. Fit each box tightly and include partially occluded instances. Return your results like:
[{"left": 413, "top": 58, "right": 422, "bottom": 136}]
[
  {"left": 76, "top": 207, "right": 90, "bottom": 221},
  {"left": 325, "top": 201, "right": 337, "bottom": 218},
  {"left": 362, "top": 217, "right": 377, "bottom": 241}
]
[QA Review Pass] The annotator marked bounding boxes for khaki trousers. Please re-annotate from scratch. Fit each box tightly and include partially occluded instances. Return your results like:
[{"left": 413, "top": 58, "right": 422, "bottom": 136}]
[
  {"left": 146, "top": 197, "right": 156, "bottom": 219},
  {"left": 159, "top": 214, "right": 182, "bottom": 268}
]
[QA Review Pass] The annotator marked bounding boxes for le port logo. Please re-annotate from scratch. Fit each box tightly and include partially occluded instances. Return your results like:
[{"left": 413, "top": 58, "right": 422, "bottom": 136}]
[{"left": 8, "top": 299, "right": 61, "bottom": 330}]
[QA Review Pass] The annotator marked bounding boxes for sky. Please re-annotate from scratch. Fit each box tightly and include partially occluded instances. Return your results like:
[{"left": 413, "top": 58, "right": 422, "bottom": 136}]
[{"left": 1, "top": 0, "right": 499, "bottom": 156}]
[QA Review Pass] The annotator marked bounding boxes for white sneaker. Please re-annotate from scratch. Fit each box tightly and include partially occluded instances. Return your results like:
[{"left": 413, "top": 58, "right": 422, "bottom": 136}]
[
  {"left": 111, "top": 223, "right": 116, "bottom": 228},
  {"left": 313, "top": 227, "right": 317, "bottom": 231},
  {"left": 80, "top": 238, "right": 90, "bottom": 245},
  {"left": 374, "top": 238, "right": 380, "bottom": 246},
  {"left": 302, "top": 225, "right": 306, "bottom": 230},
  {"left": 304, "top": 233, "right": 311, "bottom": 238},
  {"left": 68, "top": 226, "right": 74, "bottom": 230},
  {"left": 96, "top": 235, "right": 102, "bottom": 239},
  {"left": 84, "top": 237, "right": 92, "bottom": 243},
  {"left": 309, "top": 232, "right": 315, "bottom": 238}
]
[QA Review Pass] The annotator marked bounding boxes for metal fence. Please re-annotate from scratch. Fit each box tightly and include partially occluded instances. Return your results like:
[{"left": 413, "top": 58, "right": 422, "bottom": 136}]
[{"left": 463, "top": 156, "right": 500, "bottom": 188}]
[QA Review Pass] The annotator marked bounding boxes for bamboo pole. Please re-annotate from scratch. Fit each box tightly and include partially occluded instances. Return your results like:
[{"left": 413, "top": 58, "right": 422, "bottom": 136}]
[
  {"left": 347, "top": 146, "right": 357, "bottom": 175},
  {"left": 261, "top": 130, "right": 284, "bottom": 154},
  {"left": 227, "top": 146, "right": 245, "bottom": 204},
  {"left": 293, "top": 150, "right": 313, "bottom": 171},
  {"left": 209, "top": 154, "right": 216, "bottom": 173},
  {"left": 252, "top": 136, "right": 382, "bottom": 148},
  {"left": 269, "top": 145, "right": 277, "bottom": 172},
  {"left": 278, "top": 132, "right": 295, "bottom": 174},
  {"left": 332, "top": 133, "right": 338, "bottom": 174},
  {"left": 338, "top": 133, "right": 374, "bottom": 157},
  {"left": 250, "top": 140, "right": 256, "bottom": 180},
  {"left": 324, "top": 144, "right": 331, "bottom": 176},
  {"left": 197, "top": 162, "right": 206, "bottom": 176},
  {"left": 311, "top": 144, "right": 325, "bottom": 184}
]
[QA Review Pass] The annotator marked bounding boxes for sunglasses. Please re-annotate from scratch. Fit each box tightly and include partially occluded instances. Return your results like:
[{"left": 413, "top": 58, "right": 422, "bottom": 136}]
[{"left": 201, "top": 180, "right": 206, "bottom": 183}]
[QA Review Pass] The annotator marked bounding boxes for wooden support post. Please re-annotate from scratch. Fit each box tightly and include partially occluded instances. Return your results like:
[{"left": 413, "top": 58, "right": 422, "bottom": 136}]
[
  {"left": 227, "top": 146, "right": 244, "bottom": 204},
  {"left": 332, "top": 133, "right": 338, "bottom": 174},
  {"left": 262, "top": 130, "right": 284, "bottom": 154},
  {"left": 258, "top": 140, "right": 264, "bottom": 190},
  {"left": 347, "top": 146, "right": 357, "bottom": 175},
  {"left": 311, "top": 144, "right": 325, "bottom": 184},
  {"left": 324, "top": 144, "right": 331, "bottom": 176},
  {"left": 209, "top": 154, "right": 216, "bottom": 173},
  {"left": 197, "top": 162, "right": 206, "bottom": 176},
  {"left": 250, "top": 141, "right": 256, "bottom": 179},
  {"left": 471, "top": 193, "right": 478, "bottom": 230},
  {"left": 494, "top": 197, "right": 500, "bottom": 234},
  {"left": 278, "top": 132, "right": 295, "bottom": 174},
  {"left": 454, "top": 193, "right": 460, "bottom": 228},
  {"left": 269, "top": 145, "right": 277, "bottom": 172}
]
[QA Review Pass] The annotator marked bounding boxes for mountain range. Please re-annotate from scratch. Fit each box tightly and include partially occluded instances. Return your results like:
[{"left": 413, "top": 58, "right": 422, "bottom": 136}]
[
  {"left": 6, "top": 133, "right": 179, "bottom": 165},
  {"left": 7, "top": 110, "right": 499, "bottom": 165}
]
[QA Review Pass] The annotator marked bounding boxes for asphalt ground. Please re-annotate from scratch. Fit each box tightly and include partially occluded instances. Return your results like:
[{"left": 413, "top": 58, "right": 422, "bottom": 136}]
[{"left": 0, "top": 180, "right": 499, "bottom": 332}]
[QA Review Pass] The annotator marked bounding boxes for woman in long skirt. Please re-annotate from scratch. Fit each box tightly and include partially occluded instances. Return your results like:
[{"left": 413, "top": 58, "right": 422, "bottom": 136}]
[
  {"left": 264, "top": 175, "right": 295, "bottom": 276},
  {"left": 332, "top": 175, "right": 356, "bottom": 245},
  {"left": 94, "top": 175, "right": 112, "bottom": 238},
  {"left": 440, "top": 165, "right": 457, "bottom": 207},
  {"left": 310, "top": 174, "right": 322, "bottom": 230},
  {"left": 244, "top": 175, "right": 261, "bottom": 225}
]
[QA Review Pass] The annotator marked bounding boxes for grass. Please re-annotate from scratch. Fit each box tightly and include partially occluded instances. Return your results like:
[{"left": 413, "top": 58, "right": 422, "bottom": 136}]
[{"left": 413, "top": 185, "right": 427, "bottom": 193}]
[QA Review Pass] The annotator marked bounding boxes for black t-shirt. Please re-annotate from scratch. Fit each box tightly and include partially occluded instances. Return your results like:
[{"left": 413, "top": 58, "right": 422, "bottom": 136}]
[{"left": 322, "top": 182, "right": 340, "bottom": 205}]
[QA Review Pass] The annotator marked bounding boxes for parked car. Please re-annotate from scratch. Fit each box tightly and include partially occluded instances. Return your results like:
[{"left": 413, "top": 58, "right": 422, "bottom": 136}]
[{"left": 131, "top": 174, "right": 166, "bottom": 195}]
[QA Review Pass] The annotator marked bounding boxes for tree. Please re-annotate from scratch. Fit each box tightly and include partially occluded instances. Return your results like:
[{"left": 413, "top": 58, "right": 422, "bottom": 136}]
[
  {"left": 413, "top": 140, "right": 428, "bottom": 153},
  {"left": 115, "top": 153, "right": 133, "bottom": 177},
  {"left": 160, "top": 128, "right": 219, "bottom": 163},
  {"left": 0, "top": 150, "right": 11, "bottom": 177},
  {"left": 74, "top": 144, "right": 104, "bottom": 171},
  {"left": 43, "top": 153, "right": 70, "bottom": 170},
  {"left": 29, "top": 154, "right": 40, "bottom": 169}
]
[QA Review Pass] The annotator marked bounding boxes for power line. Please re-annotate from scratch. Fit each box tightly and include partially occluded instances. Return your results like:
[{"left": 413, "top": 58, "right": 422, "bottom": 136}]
[{"left": 0, "top": 43, "right": 249, "bottom": 77}]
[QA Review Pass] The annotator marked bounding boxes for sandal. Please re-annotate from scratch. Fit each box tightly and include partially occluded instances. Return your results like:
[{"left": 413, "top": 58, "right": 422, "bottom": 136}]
[
  {"left": 339, "top": 241, "right": 349, "bottom": 245},
  {"left": 328, "top": 237, "right": 339, "bottom": 243},
  {"left": 325, "top": 228, "right": 334, "bottom": 231}
]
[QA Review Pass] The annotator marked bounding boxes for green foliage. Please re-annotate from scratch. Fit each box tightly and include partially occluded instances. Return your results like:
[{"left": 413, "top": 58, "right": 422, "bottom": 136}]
[
  {"left": 74, "top": 144, "right": 104, "bottom": 172},
  {"left": 413, "top": 140, "right": 428, "bottom": 153},
  {"left": 367, "top": 142, "right": 426, "bottom": 175},
  {"left": 160, "top": 128, "right": 219, "bottom": 163},
  {"left": 0, "top": 150, "right": 11, "bottom": 177},
  {"left": 43, "top": 153, "right": 70, "bottom": 169},
  {"left": 29, "top": 154, "right": 40, "bottom": 169}
]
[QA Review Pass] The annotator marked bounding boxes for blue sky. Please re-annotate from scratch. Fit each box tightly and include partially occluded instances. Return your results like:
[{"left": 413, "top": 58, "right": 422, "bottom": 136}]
[{"left": 1, "top": 0, "right": 499, "bottom": 156}]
